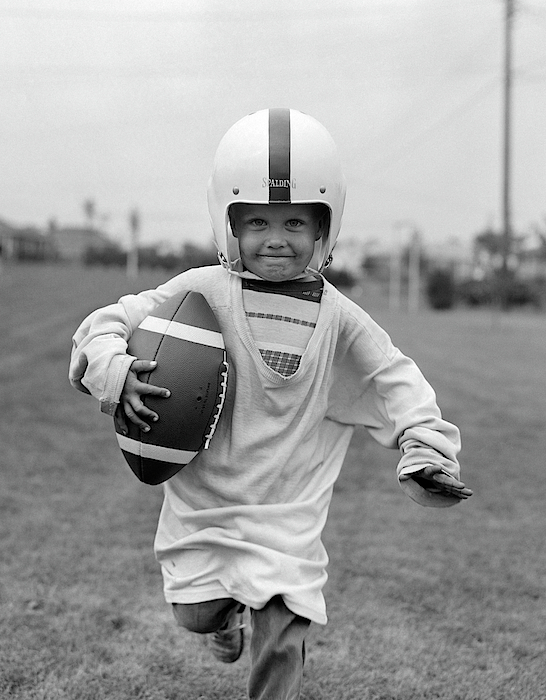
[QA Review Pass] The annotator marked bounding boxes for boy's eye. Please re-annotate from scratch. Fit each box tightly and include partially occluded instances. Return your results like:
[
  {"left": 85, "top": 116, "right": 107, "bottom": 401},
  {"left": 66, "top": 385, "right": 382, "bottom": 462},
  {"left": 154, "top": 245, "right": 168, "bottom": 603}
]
[
  {"left": 249, "top": 218, "right": 266, "bottom": 227},
  {"left": 287, "top": 219, "right": 303, "bottom": 228}
]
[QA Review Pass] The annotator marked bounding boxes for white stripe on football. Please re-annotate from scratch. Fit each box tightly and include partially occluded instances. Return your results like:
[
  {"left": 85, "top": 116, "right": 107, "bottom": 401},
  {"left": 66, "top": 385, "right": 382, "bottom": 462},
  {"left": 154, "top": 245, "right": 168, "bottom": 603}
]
[
  {"left": 138, "top": 315, "right": 225, "bottom": 349},
  {"left": 116, "top": 434, "right": 199, "bottom": 465}
]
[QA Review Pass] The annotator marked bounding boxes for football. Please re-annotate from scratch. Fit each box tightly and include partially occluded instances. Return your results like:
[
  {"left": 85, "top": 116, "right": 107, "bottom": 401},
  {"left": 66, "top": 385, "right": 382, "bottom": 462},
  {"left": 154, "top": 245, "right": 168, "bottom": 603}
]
[{"left": 115, "top": 290, "right": 228, "bottom": 485}]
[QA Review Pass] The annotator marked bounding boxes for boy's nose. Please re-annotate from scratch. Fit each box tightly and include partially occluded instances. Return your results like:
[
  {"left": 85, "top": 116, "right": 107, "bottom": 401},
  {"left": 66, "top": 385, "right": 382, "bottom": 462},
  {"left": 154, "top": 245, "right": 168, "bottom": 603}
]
[
  {"left": 266, "top": 238, "right": 285, "bottom": 247},
  {"left": 266, "top": 226, "right": 287, "bottom": 245}
]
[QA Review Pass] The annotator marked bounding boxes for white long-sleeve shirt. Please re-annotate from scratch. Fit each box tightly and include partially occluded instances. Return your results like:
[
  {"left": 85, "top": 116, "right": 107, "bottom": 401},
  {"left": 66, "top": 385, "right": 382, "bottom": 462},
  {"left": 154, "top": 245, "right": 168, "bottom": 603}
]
[{"left": 69, "top": 264, "right": 462, "bottom": 624}]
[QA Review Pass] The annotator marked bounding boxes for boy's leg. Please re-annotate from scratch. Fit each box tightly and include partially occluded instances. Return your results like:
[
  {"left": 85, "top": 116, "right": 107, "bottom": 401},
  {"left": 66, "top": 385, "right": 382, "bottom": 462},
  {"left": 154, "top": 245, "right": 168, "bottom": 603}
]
[
  {"left": 172, "top": 598, "right": 241, "bottom": 633},
  {"left": 172, "top": 598, "right": 245, "bottom": 663},
  {"left": 248, "top": 595, "right": 311, "bottom": 700}
]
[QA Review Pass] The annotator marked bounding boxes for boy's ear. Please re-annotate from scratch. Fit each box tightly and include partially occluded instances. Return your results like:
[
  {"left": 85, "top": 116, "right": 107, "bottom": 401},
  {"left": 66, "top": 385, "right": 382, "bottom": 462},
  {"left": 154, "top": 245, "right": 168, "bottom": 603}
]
[{"left": 315, "top": 212, "right": 328, "bottom": 240}]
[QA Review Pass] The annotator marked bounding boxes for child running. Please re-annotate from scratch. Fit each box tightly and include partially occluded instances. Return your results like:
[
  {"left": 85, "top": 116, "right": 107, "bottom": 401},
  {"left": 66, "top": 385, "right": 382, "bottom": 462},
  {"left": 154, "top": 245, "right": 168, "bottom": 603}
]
[{"left": 69, "top": 108, "right": 472, "bottom": 700}]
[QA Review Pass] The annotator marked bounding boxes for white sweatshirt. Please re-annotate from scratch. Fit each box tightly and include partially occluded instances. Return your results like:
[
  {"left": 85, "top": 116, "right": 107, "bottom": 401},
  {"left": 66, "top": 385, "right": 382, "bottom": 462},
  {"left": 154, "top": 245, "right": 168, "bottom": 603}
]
[{"left": 69, "top": 265, "right": 461, "bottom": 624}]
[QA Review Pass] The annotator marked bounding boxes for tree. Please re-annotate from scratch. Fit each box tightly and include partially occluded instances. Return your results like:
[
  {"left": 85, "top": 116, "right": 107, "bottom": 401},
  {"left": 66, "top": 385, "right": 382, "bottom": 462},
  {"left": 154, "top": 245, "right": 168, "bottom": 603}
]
[
  {"left": 83, "top": 199, "right": 96, "bottom": 229},
  {"left": 474, "top": 228, "right": 504, "bottom": 257}
]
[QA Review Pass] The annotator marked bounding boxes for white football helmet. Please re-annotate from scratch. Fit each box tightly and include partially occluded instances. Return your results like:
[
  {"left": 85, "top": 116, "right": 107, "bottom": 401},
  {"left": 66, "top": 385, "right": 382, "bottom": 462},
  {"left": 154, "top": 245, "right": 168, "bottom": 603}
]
[{"left": 207, "top": 108, "right": 346, "bottom": 272}]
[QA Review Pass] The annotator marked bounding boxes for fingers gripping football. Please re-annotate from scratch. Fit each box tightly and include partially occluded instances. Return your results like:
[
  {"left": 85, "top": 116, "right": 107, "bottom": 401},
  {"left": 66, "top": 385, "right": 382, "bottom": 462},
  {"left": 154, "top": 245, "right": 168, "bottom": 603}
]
[{"left": 116, "top": 360, "right": 171, "bottom": 434}]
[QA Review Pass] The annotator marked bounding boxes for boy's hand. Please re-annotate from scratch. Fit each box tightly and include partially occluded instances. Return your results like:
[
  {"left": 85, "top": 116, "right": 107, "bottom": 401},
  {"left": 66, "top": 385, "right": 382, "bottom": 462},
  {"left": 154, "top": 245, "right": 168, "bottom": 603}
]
[
  {"left": 399, "top": 465, "right": 473, "bottom": 500},
  {"left": 114, "top": 360, "right": 171, "bottom": 435}
]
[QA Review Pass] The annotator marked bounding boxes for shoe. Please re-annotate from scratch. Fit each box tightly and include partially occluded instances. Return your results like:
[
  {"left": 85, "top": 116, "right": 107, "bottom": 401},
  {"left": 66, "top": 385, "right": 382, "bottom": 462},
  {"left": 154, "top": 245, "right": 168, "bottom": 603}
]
[{"left": 209, "top": 610, "right": 245, "bottom": 663}]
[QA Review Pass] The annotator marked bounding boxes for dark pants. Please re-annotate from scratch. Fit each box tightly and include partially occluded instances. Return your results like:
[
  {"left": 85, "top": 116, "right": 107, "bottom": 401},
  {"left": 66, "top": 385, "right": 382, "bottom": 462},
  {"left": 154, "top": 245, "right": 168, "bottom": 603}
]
[{"left": 173, "top": 595, "right": 311, "bottom": 700}]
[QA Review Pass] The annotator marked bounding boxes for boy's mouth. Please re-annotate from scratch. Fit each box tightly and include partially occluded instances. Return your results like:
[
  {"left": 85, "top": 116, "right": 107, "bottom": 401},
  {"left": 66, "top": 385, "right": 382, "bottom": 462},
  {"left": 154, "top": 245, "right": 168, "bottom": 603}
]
[{"left": 258, "top": 254, "right": 294, "bottom": 258}]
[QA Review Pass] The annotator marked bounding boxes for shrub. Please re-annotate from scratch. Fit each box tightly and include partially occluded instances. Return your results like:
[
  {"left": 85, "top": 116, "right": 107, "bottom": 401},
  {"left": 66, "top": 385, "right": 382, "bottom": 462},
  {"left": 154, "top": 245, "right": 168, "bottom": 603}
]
[
  {"left": 323, "top": 267, "right": 356, "bottom": 289},
  {"left": 456, "top": 277, "right": 543, "bottom": 309},
  {"left": 426, "top": 269, "right": 456, "bottom": 310}
]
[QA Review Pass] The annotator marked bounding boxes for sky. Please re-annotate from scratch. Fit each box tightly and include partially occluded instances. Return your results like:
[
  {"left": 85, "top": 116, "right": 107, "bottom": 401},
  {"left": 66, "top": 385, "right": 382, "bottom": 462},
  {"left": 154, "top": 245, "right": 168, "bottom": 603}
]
[{"left": 1, "top": 0, "right": 545, "bottom": 257}]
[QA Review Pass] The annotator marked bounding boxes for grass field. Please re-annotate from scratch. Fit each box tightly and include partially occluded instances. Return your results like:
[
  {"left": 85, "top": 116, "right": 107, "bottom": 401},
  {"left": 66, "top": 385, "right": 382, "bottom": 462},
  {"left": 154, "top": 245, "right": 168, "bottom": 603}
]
[{"left": 1, "top": 263, "right": 545, "bottom": 700}]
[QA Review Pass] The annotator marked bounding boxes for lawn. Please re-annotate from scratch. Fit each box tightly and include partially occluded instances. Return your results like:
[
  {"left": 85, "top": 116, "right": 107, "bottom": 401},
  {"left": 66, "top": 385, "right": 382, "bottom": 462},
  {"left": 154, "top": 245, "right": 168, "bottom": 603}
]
[{"left": 1, "top": 264, "right": 545, "bottom": 699}]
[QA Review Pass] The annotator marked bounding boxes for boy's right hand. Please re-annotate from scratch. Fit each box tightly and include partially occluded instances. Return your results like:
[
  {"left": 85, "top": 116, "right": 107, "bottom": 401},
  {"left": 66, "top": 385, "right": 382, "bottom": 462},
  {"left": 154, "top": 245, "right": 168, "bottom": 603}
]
[{"left": 115, "top": 360, "right": 171, "bottom": 435}]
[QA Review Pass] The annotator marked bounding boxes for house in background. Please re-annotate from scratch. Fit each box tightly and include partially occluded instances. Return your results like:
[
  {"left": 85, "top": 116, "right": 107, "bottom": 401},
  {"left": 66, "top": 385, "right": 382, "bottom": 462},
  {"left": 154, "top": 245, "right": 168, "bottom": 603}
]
[
  {"left": 46, "top": 221, "right": 111, "bottom": 263},
  {"left": 0, "top": 218, "right": 52, "bottom": 261},
  {"left": 0, "top": 218, "right": 112, "bottom": 263}
]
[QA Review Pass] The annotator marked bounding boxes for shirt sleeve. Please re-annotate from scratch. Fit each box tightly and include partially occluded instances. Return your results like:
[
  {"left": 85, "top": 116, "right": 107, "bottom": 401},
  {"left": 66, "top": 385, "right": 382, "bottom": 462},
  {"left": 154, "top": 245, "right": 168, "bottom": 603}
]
[
  {"left": 68, "top": 273, "right": 192, "bottom": 413},
  {"left": 327, "top": 299, "right": 462, "bottom": 508}
]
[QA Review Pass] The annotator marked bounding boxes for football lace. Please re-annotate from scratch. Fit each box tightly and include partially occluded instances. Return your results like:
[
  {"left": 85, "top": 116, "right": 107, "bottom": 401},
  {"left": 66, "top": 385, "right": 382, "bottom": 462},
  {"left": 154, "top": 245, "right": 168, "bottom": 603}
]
[{"left": 203, "top": 354, "right": 229, "bottom": 450}]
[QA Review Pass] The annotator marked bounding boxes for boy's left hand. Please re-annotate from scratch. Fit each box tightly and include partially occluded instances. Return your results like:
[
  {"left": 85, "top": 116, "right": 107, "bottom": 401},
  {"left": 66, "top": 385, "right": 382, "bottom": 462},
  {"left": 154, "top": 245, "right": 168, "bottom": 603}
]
[{"left": 399, "top": 465, "right": 473, "bottom": 500}]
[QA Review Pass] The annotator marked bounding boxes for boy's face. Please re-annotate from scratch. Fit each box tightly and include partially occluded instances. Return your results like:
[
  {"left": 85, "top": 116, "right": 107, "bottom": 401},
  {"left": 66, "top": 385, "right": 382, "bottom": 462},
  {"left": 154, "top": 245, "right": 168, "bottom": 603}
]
[{"left": 229, "top": 203, "right": 325, "bottom": 282}]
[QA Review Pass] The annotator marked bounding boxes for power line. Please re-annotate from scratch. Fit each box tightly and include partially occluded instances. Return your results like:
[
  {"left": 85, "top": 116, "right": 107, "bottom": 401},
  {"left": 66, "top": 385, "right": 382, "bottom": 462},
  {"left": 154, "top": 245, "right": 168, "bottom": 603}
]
[
  {"left": 354, "top": 17, "right": 503, "bottom": 175},
  {"left": 367, "top": 77, "right": 500, "bottom": 175},
  {"left": 518, "top": 0, "right": 546, "bottom": 21},
  {"left": 0, "top": 8, "right": 204, "bottom": 21},
  {"left": 0, "top": 1, "right": 499, "bottom": 22}
]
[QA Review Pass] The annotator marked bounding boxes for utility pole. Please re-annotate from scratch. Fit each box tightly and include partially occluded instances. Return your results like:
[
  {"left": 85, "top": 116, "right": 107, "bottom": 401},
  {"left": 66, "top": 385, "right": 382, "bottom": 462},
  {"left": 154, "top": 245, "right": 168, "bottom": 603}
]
[
  {"left": 500, "top": 0, "right": 515, "bottom": 303},
  {"left": 389, "top": 223, "right": 403, "bottom": 311},
  {"left": 127, "top": 208, "right": 140, "bottom": 280},
  {"left": 408, "top": 230, "right": 421, "bottom": 314}
]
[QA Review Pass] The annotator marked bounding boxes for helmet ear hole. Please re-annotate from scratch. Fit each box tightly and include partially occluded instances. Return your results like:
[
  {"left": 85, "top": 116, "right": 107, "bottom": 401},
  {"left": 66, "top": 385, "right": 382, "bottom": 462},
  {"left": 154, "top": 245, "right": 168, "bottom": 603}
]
[
  {"left": 316, "top": 205, "right": 330, "bottom": 240},
  {"left": 227, "top": 206, "right": 238, "bottom": 238}
]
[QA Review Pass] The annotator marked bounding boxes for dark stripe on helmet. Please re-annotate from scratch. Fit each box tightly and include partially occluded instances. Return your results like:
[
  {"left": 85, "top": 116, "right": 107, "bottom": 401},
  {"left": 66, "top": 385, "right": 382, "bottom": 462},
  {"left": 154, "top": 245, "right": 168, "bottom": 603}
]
[{"left": 268, "top": 108, "right": 291, "bottom": 202}]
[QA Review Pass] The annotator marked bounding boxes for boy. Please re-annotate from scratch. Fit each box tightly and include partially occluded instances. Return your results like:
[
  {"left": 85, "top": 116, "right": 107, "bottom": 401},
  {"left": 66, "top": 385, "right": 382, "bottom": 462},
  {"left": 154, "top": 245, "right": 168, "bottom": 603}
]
[{"left": 70, "top": 108, "right": 472, "bottom": 700}]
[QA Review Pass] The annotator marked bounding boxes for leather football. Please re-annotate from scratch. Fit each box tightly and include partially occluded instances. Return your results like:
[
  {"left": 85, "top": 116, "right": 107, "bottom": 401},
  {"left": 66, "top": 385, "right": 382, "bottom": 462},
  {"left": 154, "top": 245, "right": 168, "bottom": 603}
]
[{"left": 115, "top": 290, "right": 228, "bottom": 485}]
